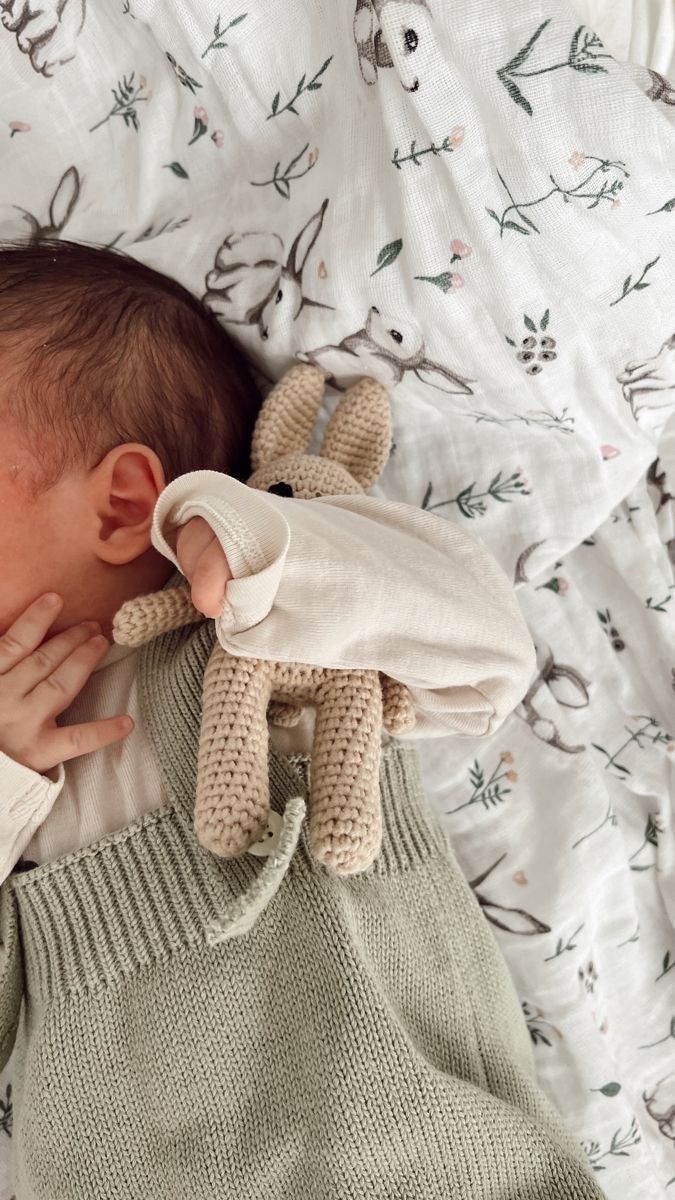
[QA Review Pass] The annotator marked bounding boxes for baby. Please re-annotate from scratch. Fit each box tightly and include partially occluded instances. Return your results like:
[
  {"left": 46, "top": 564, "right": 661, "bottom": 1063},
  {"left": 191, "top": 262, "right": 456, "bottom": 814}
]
[{"left": 0, "top": 242, "right": 603, "bottom": 1198}]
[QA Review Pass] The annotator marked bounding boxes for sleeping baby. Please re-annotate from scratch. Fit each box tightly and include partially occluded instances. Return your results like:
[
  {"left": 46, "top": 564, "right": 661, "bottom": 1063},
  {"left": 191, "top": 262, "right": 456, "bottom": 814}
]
[{"left": 0, "top": 241, "right": 604, "bottom": 1199}]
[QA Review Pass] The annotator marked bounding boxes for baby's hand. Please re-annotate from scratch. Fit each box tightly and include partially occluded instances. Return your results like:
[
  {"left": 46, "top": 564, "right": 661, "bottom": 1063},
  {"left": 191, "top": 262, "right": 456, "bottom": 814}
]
[
  {"left": 175, "top": 516, "right": 233, "bottom": 619},
  {"left": 0, "top": 594, "right": 134, "bottom": 774}
]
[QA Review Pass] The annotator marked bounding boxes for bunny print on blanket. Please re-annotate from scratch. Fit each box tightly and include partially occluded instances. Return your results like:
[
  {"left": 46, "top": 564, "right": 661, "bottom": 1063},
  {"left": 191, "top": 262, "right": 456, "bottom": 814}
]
[
  {"left": 203, "top": 198, "right": 333, "bottom": 343},
  {"left": 0, "top": 165, "right": 80, "bottom": 243},
  {"left": 0, "top": 0, "right": 85, "bottom": 75},
  {"left": 297, "top": 305, "right": 474, "bottom": 393},
  {"left": 353, "top": 0, "right": 433, "bottom": 91},
  {"left": 617, "top": 331, "right": 675, "bottom": 420}
]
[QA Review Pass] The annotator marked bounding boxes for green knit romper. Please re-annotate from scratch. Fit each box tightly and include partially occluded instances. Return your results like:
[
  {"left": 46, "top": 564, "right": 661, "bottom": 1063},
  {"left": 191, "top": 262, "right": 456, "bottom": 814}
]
[{"left": 0, "top": 617, "right": 604, "bottom": 1199}]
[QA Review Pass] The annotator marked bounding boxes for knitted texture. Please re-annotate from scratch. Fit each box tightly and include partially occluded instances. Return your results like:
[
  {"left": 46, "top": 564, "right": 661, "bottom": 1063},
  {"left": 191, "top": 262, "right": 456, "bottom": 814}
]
[
  {"left": 1, "top": 616, "right": 606, "bottom": 1199},
  {"left": 113, "top": 363, "right": 416, "bottom": 874}
]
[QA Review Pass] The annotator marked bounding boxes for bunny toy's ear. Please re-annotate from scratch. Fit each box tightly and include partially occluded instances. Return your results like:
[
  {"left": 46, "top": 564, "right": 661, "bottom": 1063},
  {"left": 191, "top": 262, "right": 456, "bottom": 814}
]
[
  {"left": 320, "top": 376, "right": 391, "bottom": 490},
  {"left": 249, "top": 362, "right": 326, "bottom": 472}
]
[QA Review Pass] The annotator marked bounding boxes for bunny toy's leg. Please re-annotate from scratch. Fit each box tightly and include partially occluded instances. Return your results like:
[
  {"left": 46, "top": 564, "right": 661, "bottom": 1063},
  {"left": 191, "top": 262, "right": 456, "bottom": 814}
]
[
  {"left": 379, "top": 673, "right": 417, "bottom": 734},
  {"left": 310, "top": 671, "right": 383, "bottom": 875},
  {"left": 195, "top": 648, "right": 272, "bottom": 857}
]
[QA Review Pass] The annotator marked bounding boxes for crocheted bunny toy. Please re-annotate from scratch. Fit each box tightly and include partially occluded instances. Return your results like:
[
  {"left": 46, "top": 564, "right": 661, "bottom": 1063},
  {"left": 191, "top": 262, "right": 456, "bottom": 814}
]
[{"left": 113, "top": 363, "right": 416, "bottom": 875}]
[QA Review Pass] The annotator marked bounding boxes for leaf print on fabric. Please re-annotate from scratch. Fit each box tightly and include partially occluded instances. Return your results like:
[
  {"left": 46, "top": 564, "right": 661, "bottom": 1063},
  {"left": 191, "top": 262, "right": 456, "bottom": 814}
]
[
  {"left": 596, "top": 607, "right": 625, "bottom": 650},
  {"left": 544, "top": 923, "right": 585, "bottom": 962},
  {"left": 640, "top": 1018, "right": 675, "bottom": 1051},
  {"left": 444, "top": 753, "right": 517, "bottom": 817},
  {"left": 506, "top": 311, "right": 557, "bottom": 374},
  {"left": 89, "top": 72, "right": 150, "bottom": 133},
  {"left": 164, "top": 162, "right": 189, "bottom": 178},
  {"left": 201, "top": 11, "right": 247, "bottom": 59},
  {"left": 204, "top": 199, "right": 333, "bottom": 343},
  {"left": 591, "top": 1082, "right": 622, "bottom": 1098},
  {"left": 487, "top": 156, "right": 629, "bottom": 236},
  {"left": 497, "top": 20, "right": 611, "bottom": 116},
  {"left": 250, "top": 143, "right": 318, "bottom": 199},
  {"left": 591, "top": 715, "right": 673, "bottom": 778},
  {"left": 522, "top": 1002, "right": 563, "bottom": 1047},
  {"left": 0, "top": 1083, "right": 11, "bottom": 1137},
  {"left": 8, "top": 120, "right": 30, "bottom": 137},
  {"left": 421, "top": 469, "right": 530, "bottom": 518},
  {"left": 582, "top": 1118, "right": 641, "bottom": 1171},
  {"left": 618, "top": 332, "right": 675, "bottom": 420},
  {"left": 467, "top": 408, "right": 575, "bottom": 435},
  {"left": 392, "top": 129, "right": 463, "bottom": 170},
  {"left": 646, "top": 591, "right": 673, "bottom": 613},
  {"left": 353, "top": 0, "right": 432, "bottom": 90},
  {"left": 647, "top": 197, "right": 675, "bottom": 215},
  {"left": 414, "top": 269, "right": 464, "bottom": 292},
  {"left": 370, "top": 238, "right": 402, "bottom": 276},
  {"left": 609, "top": 256, "right": 660, "bottom": 306},
  {"left": 298, "top": 306, "right": 474, "bottom": 393},
  {"left": 468, "top": 854, "right": 551, "bottom": 936},
  {"left": 268, "top": 55, "right": 333, "bottom": 119},
  {"left": 629, "top": 815, "right": 664, "bottom": 873},
  {"left": 572, "top": 802, "right": 617, "bottom": 849},
  {"left": 0, "top": 0, "right": 86, "bottom": 76},
  {"left": 165, "top": 51, "right": 202, "bottom": 92}
]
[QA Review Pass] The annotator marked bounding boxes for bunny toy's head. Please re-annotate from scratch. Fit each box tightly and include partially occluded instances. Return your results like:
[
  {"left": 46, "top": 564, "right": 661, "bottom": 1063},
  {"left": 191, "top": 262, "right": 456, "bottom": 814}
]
[{"left": 247, "top": 361, "right": 392, "bottom": 497}]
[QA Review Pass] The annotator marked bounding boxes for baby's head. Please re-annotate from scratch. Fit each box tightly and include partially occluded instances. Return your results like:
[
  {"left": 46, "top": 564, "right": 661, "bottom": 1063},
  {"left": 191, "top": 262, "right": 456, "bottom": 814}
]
[{"left": 0, "top": 239, "right": 262, "bottom": 639}]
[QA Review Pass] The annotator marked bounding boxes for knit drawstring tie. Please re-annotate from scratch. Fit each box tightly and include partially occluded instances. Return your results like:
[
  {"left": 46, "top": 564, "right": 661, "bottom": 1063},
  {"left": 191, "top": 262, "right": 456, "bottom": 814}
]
[{"left": 205, "top": 795, "right": 307, "bottom": 944}]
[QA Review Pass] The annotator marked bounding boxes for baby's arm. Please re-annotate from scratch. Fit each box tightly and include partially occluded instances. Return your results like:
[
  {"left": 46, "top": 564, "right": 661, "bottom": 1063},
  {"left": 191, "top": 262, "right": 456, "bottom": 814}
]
[
  {"left": 0, "top": 757, "right": 64, "bottom": 884},
  {"left": 154, "top": 471, "right": 535, "bottom": 739}
]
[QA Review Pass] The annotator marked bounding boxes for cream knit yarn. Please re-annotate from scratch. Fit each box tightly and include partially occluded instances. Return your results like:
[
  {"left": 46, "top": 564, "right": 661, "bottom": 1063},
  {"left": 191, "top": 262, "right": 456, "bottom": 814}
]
[{"left": 114, "top": 364, "right": 416, "bottom": 875}]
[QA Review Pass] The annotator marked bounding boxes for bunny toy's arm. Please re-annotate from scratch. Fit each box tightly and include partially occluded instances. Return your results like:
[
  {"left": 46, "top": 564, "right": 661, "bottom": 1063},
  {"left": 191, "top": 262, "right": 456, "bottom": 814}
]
[{"left": 151, "top": 470, "right": 535, "bottom": 741}]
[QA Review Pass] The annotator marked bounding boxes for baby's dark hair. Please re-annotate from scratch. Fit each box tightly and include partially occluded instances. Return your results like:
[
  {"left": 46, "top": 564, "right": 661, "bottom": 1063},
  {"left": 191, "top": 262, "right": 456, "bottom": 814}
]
[{"left": 0, "top": 239, "right": 263, "bottom": 493}]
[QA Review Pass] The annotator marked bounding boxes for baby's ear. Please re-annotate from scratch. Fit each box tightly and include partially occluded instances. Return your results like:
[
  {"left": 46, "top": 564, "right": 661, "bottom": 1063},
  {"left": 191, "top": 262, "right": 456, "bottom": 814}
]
[
  {"left": 320, "top": 376, "right": 391, "bottom": 490},
  {"left": 250, "top": 363, "right": 325, "bottom": 472}
]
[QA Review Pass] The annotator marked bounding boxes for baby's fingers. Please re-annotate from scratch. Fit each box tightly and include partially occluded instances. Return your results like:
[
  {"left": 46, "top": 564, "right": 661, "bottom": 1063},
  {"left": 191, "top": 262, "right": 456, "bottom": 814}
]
[
  {"left": 45, "top": 714, "right": 134, "bottom": 767},
  {"left": 189, "top": 537, "right": 232, "bottom": 618},
  {"left": 0, "top": 593, "right": 63, "bottom": 674},
  {"left": 175, "top": 516, "right": 215, "bottom": 580},
  {"left": 14, "top": 620, "right": 101, "bottom": 694},
  {"left": 31, "top": 635, "right": 112, "bottom": 718}
]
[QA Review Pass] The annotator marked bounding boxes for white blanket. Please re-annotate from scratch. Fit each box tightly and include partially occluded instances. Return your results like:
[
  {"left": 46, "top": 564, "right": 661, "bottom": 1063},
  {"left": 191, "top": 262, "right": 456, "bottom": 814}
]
[{"left": 0, "top": 1, "right": 673, "bottom": 1196}]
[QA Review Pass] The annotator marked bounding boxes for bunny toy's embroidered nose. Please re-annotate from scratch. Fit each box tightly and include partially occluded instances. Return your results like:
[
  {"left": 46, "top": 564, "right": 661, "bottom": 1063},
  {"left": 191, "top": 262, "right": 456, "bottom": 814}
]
[{"left": 204, "top": 796, "right": 306, "bottom": 945}]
